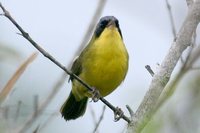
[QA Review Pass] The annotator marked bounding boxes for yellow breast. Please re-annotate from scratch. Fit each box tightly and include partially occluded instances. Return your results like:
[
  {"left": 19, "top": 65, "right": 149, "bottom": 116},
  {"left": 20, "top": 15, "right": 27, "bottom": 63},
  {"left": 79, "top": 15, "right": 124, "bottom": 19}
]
[{"left": 72, "top": 27, "right": 128, "bottom": 100}]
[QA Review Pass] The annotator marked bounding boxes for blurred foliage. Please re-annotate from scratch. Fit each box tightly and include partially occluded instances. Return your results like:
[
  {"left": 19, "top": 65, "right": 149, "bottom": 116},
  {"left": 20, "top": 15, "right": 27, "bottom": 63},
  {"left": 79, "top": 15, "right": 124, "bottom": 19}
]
[
  {"left": 0, "top": 43, "right": 21, "bottom": 63},
  {"left": 0, "top": 52, "right": 37, "bottom": 103},
  {"left": 0, "top": 43, "right": 33, "bottom": 133}
]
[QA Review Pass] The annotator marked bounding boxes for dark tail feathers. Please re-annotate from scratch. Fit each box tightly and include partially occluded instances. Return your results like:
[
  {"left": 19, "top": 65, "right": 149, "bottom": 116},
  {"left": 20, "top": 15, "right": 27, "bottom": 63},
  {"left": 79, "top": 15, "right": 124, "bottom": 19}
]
[{"left": 60, "top": 91, "right": 88, "bottom": 121}]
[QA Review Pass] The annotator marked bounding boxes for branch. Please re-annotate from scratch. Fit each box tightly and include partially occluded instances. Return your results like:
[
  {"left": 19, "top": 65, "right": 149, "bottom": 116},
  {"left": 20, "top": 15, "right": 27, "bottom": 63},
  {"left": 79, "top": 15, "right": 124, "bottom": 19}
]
[
  {"left": 89, "top": 106, "right": 99, "bottom": 133},
  {"left": 126, "top": 105, "right": 134, "bottom": 118},
  {"left": 165, "top": 0, "right": 186, "bottom": 64},
  {"left": 127, "top": 0, "right": 200, "bottom": 132},
  {"left": 38, "top": 112, "right": 59, "bottom": 132},
  {"left": 154, "top": 0, "right": 193, "bottom": 110},
  {"left": 156, "top": 45, "right": 200, "bottom": 113},
  {"left": 0, "top": 2, "right": 130, "bottom": 125},
  {"left": 165, "top": 0, "right": 176, "bottom": 38},
  {"left": 156, "top": 0, "right": 200, "bottom": 110},
  {"left": 92, "top": 105, "right": 106, "bottom": 133},
  {"left": 145, "top": 65, "right": 154, "bottom": 77}
]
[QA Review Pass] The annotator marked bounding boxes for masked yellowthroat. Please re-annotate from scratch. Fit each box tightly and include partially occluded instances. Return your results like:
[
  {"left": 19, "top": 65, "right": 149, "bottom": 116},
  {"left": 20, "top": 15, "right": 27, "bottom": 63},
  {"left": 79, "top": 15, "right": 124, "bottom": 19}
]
[{"left": 60, "top": 16, "right": 129, "bottom": 121}]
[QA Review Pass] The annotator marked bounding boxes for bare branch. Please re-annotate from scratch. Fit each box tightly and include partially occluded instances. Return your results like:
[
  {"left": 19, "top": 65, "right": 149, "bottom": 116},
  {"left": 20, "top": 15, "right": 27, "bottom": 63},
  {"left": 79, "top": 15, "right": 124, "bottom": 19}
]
[
  {"left": 145, "top": 65, "right": 154, "bottom": 77},
  {"left": 165, "top": 0, "right": 186, "bottom": 64},
  {"left": 33, "top": 95, "right": 39, "bottom": 117},
  {"left": 4, "top": 106, "right": 9, "bottom": 119},
  {"left": 165, "top": 0, "right": 176, "bottom": 38},
  {"left": 156, "top": 0, "right": 197, "bottom": 110},
  {"left": 127, "top": 0, "right": 200, "bottom": 132},
  {"left": 15, "top": 101, "right": 22, "bottom": 121},
  {"left": 126, "top": 105, "right": 134, "bottom": 117},
  {"left": 92, "top": 105, "right": 106, "bottom": 133},
  {"left": 32, "top": 125, "right": 40, "bottom": 133},
  {"left": 156, "top": 45, "right": 200, "bottom": 111},
  {"left": 38, "top": 112, "right": 58, "bottom": 132},
  {"left": 89, "top": 105, "right": 98, "bottom": 130}
]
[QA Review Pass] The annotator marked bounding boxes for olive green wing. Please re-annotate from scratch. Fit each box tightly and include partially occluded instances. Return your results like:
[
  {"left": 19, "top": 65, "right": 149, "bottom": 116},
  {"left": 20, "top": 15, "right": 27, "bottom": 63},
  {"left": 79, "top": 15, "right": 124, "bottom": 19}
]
[
  {"left": 69, "top": 36, "right": 95, "bottom": 82},
  {"left": 69, "top": 56, "right": 82, "bottom": 82}
]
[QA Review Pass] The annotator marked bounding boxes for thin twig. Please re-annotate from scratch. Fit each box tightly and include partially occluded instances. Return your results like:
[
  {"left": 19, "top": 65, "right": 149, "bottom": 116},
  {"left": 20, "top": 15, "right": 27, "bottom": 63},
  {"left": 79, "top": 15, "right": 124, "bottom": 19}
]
[
  {"left": 89, "top": 105, "right": 98, "bottom": 125},
  {"left": 126, "top": 105, "right": 134, "bottom": 118},
  {"left": 4, "top": 106, "right": 9, "bottom": 120},
  {"left": 184, "top": 45, "right": 200, "bottom": 71},
  {"left": 15, "top": 101, "right": 22, "bottom": 121},
  {"left": 38, "top": 112, "right": 59, "bottom": 132},
  {"left": 0, "top": 2, "right": 130, "bottom": 127},
  {"left": 32, "top": 125, "right": 40, "bottom": 133},
  {"left": 165, "top": 0, "right": 176, "bottom": 38},
  {"left": 165, "top": 0, "right": 187, "bottom": 64},
  {"left": 145, "top": 65, "right": 155, "bottom": 77},
  {"left": 33, "top": 95, "right": 39, "bottom": 117},
  {"left": 92, "top": 105, "right": 106, "bottom": 133}
]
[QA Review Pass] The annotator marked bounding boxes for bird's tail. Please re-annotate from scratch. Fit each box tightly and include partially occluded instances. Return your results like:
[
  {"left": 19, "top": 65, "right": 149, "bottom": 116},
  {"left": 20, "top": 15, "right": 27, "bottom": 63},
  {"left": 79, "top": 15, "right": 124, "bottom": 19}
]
[{"left": 60, "top": 91, "right": 88, "bottom": 121}]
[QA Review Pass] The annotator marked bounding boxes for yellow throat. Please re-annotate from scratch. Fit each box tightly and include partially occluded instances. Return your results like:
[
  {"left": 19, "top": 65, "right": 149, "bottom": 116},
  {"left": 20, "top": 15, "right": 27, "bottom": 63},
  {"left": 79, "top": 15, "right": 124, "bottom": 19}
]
[{"left": 73, "top": 26, "right": 128, "bottom": 100}]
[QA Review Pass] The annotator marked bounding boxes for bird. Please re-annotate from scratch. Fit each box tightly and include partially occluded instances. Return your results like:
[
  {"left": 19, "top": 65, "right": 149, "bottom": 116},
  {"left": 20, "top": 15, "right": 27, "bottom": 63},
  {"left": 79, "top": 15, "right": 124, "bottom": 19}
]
[{"left": 60, "top": 16, "right": 129, "bottom": 121}]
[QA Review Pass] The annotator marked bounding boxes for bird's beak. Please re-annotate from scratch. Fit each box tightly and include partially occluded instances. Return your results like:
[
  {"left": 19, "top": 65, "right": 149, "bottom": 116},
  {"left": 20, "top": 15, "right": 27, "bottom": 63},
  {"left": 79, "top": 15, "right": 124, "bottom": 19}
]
[{"left": 107, "top": 20, "right": 116, "bottom": 28}]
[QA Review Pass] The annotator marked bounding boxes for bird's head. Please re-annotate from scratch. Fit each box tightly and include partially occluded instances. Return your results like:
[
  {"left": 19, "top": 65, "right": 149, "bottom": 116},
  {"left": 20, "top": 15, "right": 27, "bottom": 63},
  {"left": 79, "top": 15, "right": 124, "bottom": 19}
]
[{"left": 94, "top": 16, "right": 123, "bottom": 39}]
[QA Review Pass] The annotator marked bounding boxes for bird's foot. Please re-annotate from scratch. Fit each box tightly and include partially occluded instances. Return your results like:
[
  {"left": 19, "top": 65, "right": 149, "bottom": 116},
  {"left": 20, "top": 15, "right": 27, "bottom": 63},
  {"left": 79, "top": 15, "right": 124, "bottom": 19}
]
[
  {"left": 114, "top": 107, "right": 124, "bottom": 122},
  {"left": 90, "top": 87, "right": 101, "bottom": 102}
]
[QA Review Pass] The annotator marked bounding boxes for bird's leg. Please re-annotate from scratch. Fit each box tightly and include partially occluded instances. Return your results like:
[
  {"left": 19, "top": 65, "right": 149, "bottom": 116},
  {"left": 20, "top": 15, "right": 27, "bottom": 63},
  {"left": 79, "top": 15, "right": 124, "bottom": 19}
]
[
  {"left": 90, "top": 87, "right": 101, "bottom": 102},
  {"left": 114, "top": 107, "right": 124, "bottom": 122}
]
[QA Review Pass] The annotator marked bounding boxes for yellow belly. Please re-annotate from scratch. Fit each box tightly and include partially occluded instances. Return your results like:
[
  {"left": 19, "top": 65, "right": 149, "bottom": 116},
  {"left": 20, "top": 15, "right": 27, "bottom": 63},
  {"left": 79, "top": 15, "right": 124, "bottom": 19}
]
[{"left": 72, "top": 27, "right": 128, "bottom": 100}]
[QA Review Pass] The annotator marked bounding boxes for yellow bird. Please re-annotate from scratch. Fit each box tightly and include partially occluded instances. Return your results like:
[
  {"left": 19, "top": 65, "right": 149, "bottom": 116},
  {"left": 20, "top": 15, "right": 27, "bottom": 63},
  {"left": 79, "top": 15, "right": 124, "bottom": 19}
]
[{"left": 60, "top": 16, "right": 129, "bottom": 121}]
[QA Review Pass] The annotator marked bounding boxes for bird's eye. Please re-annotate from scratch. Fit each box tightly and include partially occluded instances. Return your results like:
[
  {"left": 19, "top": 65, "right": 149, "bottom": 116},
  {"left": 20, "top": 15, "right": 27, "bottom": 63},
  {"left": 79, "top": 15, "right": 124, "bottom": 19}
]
[
  {"left": 100, "top": 19, "right": 108, "bottom": 27},
  {"left": 94, "top": 18, "right": 109, "bottom": 38}
]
